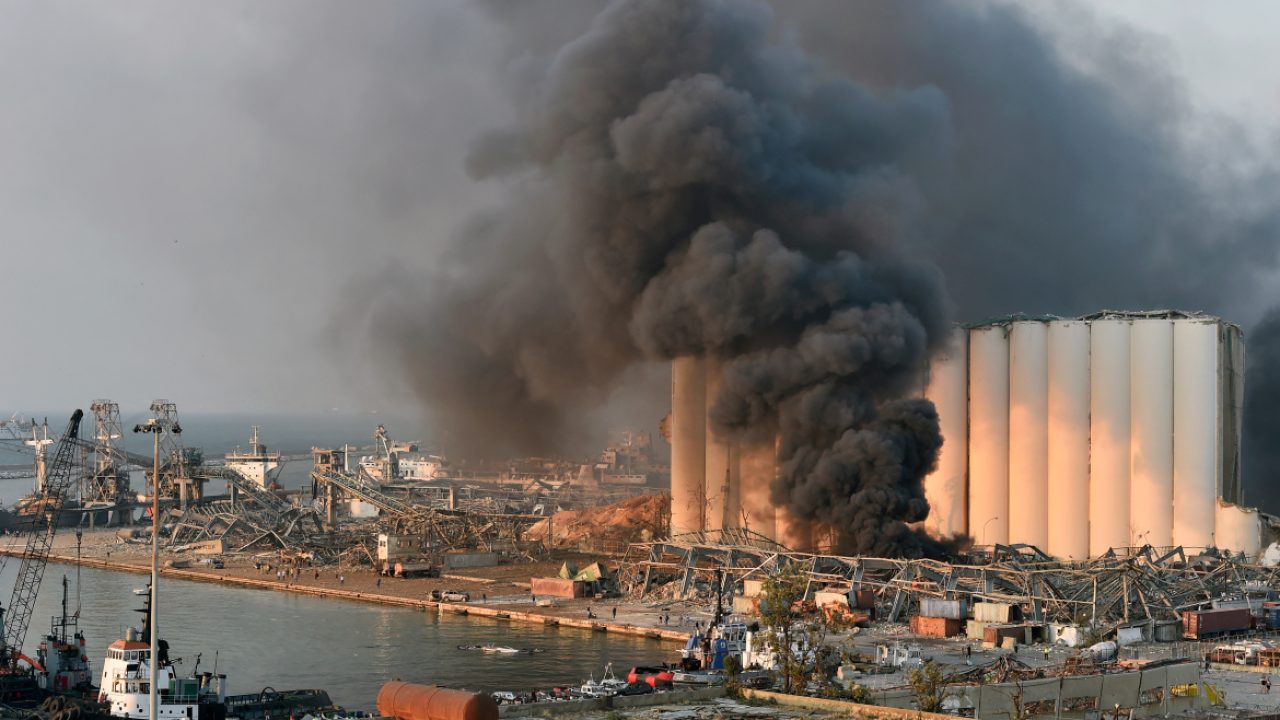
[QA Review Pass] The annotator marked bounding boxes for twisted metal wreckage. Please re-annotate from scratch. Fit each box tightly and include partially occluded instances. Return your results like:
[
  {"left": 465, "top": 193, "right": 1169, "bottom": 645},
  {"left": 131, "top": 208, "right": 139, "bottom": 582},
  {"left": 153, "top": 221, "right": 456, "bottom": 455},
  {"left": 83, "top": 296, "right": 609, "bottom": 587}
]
[
  {"left": 621, "top": 530, "right": 1280, "bottom": 631},
  {"left": 163, "top": 465, "right": 541, "bottom": 559}
]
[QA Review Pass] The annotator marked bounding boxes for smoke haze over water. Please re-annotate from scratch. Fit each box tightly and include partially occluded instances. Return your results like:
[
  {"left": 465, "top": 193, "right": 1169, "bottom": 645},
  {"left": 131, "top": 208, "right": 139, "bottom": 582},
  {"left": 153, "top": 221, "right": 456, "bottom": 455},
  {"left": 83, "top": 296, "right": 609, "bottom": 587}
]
[{"left": 362, "top": 0, "right": 1280, "bottom": 549}]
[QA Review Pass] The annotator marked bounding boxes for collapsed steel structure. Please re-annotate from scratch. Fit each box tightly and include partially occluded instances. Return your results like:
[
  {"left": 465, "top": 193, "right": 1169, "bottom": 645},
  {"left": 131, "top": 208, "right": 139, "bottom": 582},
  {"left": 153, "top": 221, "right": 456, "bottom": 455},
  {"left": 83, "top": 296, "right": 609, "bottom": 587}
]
[{"left": 622, "top": 531, "right": 1280, "bottom": 630}]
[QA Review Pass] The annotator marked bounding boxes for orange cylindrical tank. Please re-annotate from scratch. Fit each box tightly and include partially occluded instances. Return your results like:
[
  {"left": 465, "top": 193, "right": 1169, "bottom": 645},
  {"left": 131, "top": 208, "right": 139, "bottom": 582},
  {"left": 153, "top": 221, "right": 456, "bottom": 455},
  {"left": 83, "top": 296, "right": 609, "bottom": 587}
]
[{"left": 377, "top": 681, "right": 498, "bottom": 720}]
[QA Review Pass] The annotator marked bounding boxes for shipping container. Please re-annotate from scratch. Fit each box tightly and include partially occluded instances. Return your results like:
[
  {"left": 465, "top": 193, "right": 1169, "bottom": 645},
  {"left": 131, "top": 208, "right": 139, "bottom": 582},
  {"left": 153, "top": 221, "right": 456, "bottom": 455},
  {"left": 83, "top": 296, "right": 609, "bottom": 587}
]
[
  {"left": 920, "top": 598, "right": 966, "bottom": 620},
  {"left": 530, "top": 577, "right": 585, "bottom": 599},
  {"left": 1153, "top": 621, "right": 1181, "bottom": 643},
  {"left": 443, "top": 551, "right": 499, "bottom": 569},
  {"left": 1182, "top": 608, "right": 1253, "bottom": 639},
  {"left": 983, "top": 623, "right": 1028, "bottom": 647},
  {"left": 974, "top": 602, "right": 1021, "bottom": 623},
  {"left": 910, "top": 615, "right": 963, "bottom": 638}
]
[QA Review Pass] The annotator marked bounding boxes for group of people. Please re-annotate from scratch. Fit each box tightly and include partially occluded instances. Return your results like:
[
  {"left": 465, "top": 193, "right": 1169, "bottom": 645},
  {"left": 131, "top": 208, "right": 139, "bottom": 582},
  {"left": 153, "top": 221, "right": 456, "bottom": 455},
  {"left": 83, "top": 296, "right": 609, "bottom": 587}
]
[{"left": 584, "top": 604, "right": 619, "bottom": 620}]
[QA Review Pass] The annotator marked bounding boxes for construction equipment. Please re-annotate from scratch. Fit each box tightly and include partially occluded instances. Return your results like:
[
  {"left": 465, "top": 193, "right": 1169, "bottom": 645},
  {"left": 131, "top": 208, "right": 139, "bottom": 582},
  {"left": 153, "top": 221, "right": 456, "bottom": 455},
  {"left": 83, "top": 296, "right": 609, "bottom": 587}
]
[{"left": 0, "top": 410, "right": 83, "bottom": 667}]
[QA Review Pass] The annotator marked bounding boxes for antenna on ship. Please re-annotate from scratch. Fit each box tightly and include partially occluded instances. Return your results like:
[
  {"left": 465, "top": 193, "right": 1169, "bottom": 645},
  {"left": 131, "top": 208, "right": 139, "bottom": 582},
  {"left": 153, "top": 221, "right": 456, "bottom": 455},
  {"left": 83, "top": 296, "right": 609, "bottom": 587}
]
[{"left": 75, "top": 529, "right": 82, "bottom": 619}]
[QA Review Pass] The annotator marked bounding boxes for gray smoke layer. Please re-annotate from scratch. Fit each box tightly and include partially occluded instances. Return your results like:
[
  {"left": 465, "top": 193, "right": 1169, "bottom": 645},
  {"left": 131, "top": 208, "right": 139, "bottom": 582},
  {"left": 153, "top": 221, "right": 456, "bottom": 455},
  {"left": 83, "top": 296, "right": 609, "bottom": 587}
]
[{"left": 369, "top": 0, "right": 955, "bottom": 555}]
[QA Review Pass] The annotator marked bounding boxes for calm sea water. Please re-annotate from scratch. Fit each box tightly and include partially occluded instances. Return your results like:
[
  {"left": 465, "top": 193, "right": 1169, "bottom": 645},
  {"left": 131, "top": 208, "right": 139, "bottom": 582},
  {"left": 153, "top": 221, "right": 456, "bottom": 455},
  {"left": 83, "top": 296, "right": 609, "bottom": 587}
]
[{"left": 0, "top": 563, "right": 671, "bottom": 710}]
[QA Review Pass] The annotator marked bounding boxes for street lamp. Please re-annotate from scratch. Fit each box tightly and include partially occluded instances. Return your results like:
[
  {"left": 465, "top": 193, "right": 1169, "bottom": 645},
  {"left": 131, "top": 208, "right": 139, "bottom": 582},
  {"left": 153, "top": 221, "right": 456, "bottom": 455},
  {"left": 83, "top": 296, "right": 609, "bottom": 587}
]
[
  {"left": 133, "top": 418, "right": 180, "bottom": 720},
  {"left": 981, "top": 516, "right": 999, "bottom": 547}
]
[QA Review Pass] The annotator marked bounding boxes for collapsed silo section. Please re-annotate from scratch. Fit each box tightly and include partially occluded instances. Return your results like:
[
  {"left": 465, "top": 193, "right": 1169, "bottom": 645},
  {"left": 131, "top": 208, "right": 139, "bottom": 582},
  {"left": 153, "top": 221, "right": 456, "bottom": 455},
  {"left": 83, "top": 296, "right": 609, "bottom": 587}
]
[
  {"left": 968, "top": 324, "right": 1010, "bottom": 546},
  {"left": 1129, "top": 318, "right": 1174, "bottom": 547},
  {"left": 1008, "top": 321, "right": 1049, "bottom": 549},
  {"left": 670, "top": 357, "right": 706, "bottom": 536},
  {"left": 1047, "top": 320, "right": 1090, "bottom": 560},
  {"left": 703, "top": 359, "right": 737, "bottom": 532},
  {"left": 1089, "top": 318, "right": 1132, "bottom": 555},
  {"left": 1215, "top": 501, "right": 1262, "bottom": 558},
  {"left": 1173, "top": 318, "right": 1220, "bottom": 548},
  {"left": 923, "top": 327, "right": 968, "bottom": 540}
]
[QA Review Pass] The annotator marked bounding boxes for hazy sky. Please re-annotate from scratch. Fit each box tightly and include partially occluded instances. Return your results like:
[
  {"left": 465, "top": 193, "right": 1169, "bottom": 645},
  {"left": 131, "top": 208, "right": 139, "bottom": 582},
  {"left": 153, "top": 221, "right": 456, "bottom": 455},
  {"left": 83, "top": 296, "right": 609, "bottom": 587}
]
[{"left": 1, "top": 1, "right": 1277, "bottom": 417}]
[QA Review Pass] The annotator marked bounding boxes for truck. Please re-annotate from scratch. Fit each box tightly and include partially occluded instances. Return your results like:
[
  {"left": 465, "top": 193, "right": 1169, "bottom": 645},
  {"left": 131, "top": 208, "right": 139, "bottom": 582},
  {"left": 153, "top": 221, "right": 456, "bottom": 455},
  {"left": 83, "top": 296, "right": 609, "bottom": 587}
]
[{"left": 1183, "top": 608, "right": 1254, "bottom": 639}]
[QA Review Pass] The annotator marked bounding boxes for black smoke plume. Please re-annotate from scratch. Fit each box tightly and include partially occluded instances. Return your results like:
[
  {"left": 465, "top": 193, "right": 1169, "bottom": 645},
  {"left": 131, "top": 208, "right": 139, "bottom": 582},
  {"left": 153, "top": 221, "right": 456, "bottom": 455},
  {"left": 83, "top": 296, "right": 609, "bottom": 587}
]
[{"left": 367, "top": 0, "right": 954, "bottom": 555}]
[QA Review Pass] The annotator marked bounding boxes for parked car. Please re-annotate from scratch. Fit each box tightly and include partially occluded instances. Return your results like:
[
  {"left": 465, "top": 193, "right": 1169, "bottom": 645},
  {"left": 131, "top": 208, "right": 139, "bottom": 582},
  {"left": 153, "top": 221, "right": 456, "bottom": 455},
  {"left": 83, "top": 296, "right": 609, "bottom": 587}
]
[
  {"left": 436, "top": 589, "right": 470, "bottom": 602},
  {"left": 616, "top": 682, "right": 654, "bottom": 697}
]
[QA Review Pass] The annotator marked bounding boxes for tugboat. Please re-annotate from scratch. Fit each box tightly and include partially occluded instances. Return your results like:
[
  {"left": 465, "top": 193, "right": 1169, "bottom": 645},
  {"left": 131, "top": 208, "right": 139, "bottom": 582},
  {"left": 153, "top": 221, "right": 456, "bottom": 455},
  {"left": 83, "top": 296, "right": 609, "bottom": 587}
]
[
  {"left": 98, "top": 589, "right": 228, "bottom": 720},
  {"left": 35, "top": 576, "right": 93, "bottom": 694},
  {"left": 672, "top": 620, "right": 774, "bottom": 687}
]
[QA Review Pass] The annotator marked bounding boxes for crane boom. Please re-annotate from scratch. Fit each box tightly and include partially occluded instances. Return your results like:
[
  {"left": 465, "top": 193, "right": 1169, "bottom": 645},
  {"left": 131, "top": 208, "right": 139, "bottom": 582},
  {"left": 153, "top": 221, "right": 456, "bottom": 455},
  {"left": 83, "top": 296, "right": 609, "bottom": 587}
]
[{"left": 2, "top": 410, "right": 82, "bottom": 664}]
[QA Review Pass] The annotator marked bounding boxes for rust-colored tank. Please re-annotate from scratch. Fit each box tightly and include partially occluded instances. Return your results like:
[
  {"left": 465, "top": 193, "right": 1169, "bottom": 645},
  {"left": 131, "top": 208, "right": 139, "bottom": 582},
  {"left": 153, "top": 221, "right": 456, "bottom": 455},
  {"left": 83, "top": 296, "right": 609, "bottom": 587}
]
[{"left": 376, "top": 681, "right": 498, "bottom": 720}]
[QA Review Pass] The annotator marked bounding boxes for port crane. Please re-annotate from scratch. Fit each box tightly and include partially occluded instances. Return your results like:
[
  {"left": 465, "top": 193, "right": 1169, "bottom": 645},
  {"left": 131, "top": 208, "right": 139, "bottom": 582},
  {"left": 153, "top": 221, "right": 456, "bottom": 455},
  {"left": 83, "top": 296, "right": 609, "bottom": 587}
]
[{"left": 0, "top": 409, "right": 83, "bottom": 669}]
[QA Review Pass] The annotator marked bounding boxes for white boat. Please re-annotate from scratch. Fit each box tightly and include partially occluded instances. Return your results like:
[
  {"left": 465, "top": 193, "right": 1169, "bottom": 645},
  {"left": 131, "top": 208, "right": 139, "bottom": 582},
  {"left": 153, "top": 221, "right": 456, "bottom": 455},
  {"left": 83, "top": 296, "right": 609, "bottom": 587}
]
[
  {"left": 579, "top": 663, "right": 628, "bottom": 698},
  {"left": 98, "top": 596, "right": 228, "bottom": 719},
  {"left": 482, "top": 646, "right": 520, "bottom": 654},
  {"left": 132, "top": 588, "right": 149, "bottom": 596}
]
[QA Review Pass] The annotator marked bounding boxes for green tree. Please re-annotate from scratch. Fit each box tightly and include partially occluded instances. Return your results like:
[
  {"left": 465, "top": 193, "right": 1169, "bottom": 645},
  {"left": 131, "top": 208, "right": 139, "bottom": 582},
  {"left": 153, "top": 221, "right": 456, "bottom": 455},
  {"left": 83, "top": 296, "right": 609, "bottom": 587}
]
[
  {"left": 908, "top": 661, "right": 948, "bottom": 713},
  {"left": 758, "top": 561, "right": 809, "bottom": 692}
]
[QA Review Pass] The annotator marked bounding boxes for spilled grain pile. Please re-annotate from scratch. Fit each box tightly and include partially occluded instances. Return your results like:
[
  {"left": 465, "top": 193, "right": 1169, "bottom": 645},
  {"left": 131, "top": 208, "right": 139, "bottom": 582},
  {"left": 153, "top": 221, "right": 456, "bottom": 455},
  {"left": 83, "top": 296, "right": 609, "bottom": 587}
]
[{"left": 524, "top": 494, "right": 670, "bottom": 549}]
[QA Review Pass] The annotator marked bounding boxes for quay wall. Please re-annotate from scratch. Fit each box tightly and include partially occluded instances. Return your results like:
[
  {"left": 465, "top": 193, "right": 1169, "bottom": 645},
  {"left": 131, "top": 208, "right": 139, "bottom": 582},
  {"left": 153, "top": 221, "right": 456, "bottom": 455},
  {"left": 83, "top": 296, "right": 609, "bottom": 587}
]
[{"left": 2, "top": 549, "right": 688, "bottom": 645}]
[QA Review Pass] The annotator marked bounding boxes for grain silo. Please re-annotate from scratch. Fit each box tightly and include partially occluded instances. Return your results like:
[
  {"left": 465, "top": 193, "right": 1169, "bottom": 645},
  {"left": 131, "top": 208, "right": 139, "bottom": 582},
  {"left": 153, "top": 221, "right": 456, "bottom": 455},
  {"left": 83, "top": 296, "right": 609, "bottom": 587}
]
[
  {"left": 921, "top": 310, "right": 1256, "bottom": 558},
  {"left": 669, "top": 357, "right": 810, "bottom": 547}
]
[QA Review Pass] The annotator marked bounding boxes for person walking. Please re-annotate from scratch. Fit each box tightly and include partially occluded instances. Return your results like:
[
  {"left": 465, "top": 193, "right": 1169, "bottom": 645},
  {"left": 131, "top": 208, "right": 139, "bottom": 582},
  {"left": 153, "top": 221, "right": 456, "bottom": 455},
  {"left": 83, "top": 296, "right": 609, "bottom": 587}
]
[{"left": 612, "top": 606, "right": 617, "bottom": 619}]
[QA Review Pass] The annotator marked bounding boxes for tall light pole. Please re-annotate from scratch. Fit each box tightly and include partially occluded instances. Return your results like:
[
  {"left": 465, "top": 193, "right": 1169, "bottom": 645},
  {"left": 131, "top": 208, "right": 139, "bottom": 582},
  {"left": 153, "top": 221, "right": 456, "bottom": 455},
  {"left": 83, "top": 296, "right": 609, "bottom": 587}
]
[
  {"left": 134, "top": 417, "right": 180, "bottom": 720},
  {"left": 982, "top": 516, "right": 999, "bottom": 547}
]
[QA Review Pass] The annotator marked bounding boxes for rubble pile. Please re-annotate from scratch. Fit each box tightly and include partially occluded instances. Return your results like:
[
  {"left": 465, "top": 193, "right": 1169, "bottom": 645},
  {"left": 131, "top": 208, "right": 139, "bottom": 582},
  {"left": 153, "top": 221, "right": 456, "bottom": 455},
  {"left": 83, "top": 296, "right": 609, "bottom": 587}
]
[{"left": 524, "top": 494, "right": 669, "bottom": 549}]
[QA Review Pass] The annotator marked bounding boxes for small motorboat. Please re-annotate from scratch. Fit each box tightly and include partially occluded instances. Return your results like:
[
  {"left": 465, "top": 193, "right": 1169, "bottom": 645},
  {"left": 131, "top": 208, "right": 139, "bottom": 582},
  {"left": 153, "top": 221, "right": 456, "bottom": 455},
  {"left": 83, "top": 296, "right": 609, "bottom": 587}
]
[
  {"left": 459, "top": 644, "right": 545, "bottom": 655},
  {"left": 481, "top": 646, "right": 521, "bottom": 654},
  {"left": 580, "top": 663, "right": 628, "bottom": 698},
  {"left": 132, "top": 587, "right": 150, "bottom": 596},
  {"left": 627, "top": 665, "right": 675, "bottom": 688}
]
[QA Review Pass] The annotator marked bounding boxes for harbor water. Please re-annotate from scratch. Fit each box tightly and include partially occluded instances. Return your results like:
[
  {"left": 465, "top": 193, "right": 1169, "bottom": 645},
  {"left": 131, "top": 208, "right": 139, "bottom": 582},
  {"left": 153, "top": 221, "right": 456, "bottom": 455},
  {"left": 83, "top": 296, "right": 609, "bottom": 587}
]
[{"left": 0, "top": 562, "right": 671, "bottom": 710}]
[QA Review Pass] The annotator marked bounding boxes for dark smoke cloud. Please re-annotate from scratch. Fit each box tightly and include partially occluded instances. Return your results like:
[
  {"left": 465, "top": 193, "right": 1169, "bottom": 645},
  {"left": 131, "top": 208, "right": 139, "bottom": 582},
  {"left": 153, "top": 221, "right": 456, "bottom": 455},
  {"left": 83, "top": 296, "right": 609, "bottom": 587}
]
[
  {"left": 364, "top": 0, "right": 1280, "bottom": 550},
  {"left": 1245, "top": 309, "right": 1280, "bottom": 512},
  {"left": 770, "top": 2, "right": 1280, "bottom": 511},
  {"left": 771, "top": 2, "right": 1280, "bottom": 322},
  {"left": 365, "top": 0, "right": 954, "bottom": 554}
]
